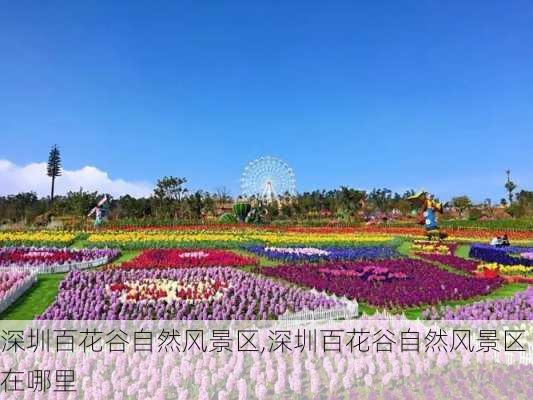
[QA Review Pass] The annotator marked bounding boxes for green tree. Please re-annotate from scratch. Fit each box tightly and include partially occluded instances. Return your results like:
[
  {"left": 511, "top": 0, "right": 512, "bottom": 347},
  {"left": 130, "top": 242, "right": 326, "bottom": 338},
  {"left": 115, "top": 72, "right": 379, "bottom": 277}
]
[
  {"left": 451, "top": 195, "right": 472, "bottom": 217},
  {"left": 153, "top": 176, "right": 188, "bottom": 218},
  {"left": 505, "top": 169, "right": 517, "bottom": 205},
  {"left": 47, "top": 145, "right": 62, "bottom": 202}
]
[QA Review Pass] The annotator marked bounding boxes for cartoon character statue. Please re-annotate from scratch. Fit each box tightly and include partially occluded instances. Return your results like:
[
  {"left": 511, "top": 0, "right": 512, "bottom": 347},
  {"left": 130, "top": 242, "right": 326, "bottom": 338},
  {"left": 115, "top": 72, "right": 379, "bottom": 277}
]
[
  {"left": 88, "top": 195, "right": 109, "bottom": 228},
  {"left": 407, "top": 191, "right": 447, "bottom": 239}
]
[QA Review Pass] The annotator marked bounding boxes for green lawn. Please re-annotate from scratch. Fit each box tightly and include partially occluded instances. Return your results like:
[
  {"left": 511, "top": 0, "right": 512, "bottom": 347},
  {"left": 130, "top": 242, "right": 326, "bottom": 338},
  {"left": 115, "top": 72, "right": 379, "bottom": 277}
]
[
  {"left": 108, "top": 250, "right": 142, "bottom": 266},
  {"left": 455, "top": 244, "right": 471, "bottom": 258},
  {"left": 396, "top": 239, "right": 411, "bottom": 256},
  {"left": 0, "top": 273, "right": 65, "bottom": 320}
]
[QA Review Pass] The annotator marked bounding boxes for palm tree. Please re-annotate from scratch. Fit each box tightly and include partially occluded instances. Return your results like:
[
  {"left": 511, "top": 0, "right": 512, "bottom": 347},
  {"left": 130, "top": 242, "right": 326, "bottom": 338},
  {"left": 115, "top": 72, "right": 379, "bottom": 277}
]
[
  {"left": 505, "top": 170, "right": 517, "bottom": 205},
  {"left": 47, "top": 145, "right": 62, "bottom": 202}
]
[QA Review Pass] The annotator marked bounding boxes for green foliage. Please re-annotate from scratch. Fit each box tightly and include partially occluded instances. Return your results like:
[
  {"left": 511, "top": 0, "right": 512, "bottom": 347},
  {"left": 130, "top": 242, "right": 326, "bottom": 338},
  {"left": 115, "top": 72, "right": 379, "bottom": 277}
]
[
  {"left": 440, "top": 218, "right": 533, "bottom": 231},
  {"left": 505, "top": 169, "right": 517, "bottom": 204},
  {"left": 46, "top": 145, "right": 62, "bottom": 178},
  {"left": 468, "top": 208, "right": 483, "bottom": 221},
  {"left": 233, "top": 202, "right": 251, "bottom": 222},
  {"left": 47, "top": 145, "right": 62, "bottom": 202},
  {"left": 218, "top": 212, "right": 238, "bottom": 224},
  {"left": 507, "top": 190, "right": 533, "bottom": 217},
  {"left": 451, "top": 195, "right": 472, "bottom": 216}
]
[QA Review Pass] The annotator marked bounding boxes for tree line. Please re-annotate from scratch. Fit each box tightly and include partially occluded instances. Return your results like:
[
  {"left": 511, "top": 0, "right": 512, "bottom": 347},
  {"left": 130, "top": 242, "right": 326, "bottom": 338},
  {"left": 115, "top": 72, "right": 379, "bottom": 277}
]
[{"left": 1, "top": 145, "right": 530, "bottom": 225}]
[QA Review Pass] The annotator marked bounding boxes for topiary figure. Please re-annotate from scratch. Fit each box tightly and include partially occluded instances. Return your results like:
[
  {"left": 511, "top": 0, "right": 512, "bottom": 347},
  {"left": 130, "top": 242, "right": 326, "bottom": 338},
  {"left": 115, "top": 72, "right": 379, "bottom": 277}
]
[
  {"left": 233, "top": 202, "right": 251, "bottom": 222},
  {"left": 219, "top": 212, "right": 238, "bottom": 224}
]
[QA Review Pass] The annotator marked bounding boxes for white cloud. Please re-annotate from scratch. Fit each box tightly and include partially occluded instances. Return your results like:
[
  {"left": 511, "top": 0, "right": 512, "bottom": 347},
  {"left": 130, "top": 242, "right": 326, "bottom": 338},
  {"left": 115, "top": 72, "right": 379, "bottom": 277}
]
[{"left": 0, "top": 159, "right": 152, "bottom": 198}]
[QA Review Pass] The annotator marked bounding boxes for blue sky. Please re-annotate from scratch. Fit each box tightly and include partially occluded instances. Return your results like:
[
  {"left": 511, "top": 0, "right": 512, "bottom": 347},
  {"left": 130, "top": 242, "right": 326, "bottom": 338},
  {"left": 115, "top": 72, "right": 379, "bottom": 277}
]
[{"left": 1, "top": 1, "right": 532, "bottom": 201}]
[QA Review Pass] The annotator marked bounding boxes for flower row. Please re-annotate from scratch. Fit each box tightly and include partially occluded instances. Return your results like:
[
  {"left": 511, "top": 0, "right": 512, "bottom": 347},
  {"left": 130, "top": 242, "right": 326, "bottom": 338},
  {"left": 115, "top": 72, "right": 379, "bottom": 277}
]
[
  {"left": 0, "top": 231, "right": 77, "bottom": 246},
  {"left": 411, "top": 240, "right": 457, "bottom": 255},
  {"left": 476, "top": 263, "right": 533, "bottom": 276},
  {"left": 245, "top": 245, "right": 399, "bottom": 262},
  {"left": 106, "top": 223, "right": 533, "bottom": 238},
  {"left": 117, "top": 249, "right": 258, "bottom": 270},
  {"left": 39, "top": 267, "right": 341, "bottom": 320},
  {"left": 469, "top": 244, "right": 533, "bottom": 266},
  {"left": 85, "top": 231, "right": 396, "bottom": 249},
  {"left": 258, "top": 259, "right": 504, "bottom": 308},
  {"left": 0, "top": 247, "right": 120, "bottom": 269}
]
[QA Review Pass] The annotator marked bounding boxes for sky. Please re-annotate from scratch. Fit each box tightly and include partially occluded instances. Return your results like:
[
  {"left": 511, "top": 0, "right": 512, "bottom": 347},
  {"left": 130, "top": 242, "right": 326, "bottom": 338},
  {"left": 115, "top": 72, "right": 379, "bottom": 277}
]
[{"left": 1, "top": 1, "right": 532, "bottom": 202}]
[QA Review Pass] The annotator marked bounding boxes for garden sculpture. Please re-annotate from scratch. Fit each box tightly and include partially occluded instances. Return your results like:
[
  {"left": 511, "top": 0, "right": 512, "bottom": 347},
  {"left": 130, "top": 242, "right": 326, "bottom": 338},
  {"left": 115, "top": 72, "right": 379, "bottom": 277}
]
[
  {"left": 88, "top": 195, "right": 109, "bottom": 228},
  {"left": 407, "top": 191, "right": 447, "bottom": 239}
]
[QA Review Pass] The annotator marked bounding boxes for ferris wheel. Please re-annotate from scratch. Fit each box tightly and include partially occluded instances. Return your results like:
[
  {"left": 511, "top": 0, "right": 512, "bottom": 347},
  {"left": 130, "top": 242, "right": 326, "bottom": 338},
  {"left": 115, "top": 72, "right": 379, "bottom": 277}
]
[{"left": 240, "top": 156, "right": 296, "bottom": 200}]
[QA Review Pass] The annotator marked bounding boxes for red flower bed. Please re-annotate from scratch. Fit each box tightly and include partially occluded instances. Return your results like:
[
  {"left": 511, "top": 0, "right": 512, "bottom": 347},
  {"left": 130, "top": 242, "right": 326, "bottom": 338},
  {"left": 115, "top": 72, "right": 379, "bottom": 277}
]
[{"left": 117, "top": 249, "right": 258, "bottom": 270}]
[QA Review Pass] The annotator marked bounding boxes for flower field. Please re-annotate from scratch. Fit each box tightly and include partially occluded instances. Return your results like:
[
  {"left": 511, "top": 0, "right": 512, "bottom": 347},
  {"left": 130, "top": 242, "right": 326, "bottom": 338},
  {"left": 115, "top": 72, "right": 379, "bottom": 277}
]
[
  {"left": 117, "top": 249, "right": 258, "bottom": 270},
  {"left": 39, "top": 268, "right": 343, "bottom": 320},
  {"left": 258, "top": 259, "right": 504, "bottom": 308},
  {"left": 0, "top": 225, "right": 530, "bottom": 321},
  {"left": 245, "top": 245, "right": 398, "bottom": 262}
]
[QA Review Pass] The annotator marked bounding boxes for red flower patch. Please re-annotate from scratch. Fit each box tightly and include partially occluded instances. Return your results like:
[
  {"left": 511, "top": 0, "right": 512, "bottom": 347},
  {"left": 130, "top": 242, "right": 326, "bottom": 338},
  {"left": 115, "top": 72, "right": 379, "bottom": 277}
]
[{"left": 117, "top": 249, "right": 258, "bottom": 270}]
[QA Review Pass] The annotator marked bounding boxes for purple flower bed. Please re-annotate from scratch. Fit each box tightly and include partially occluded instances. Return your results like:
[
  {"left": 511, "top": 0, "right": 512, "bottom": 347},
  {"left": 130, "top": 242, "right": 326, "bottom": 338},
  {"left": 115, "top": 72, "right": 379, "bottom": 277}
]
[
  {"left": 38, "top": 267, "right": 340, "bottom": 320},
  {"left": 245, "top": 245, "right": 399, "bottom": 263},
  {"left": 415, "top": 253, "right": 479, "bottom": 273},
  {"left": 469, "top": 244, "right": 533, "bottom": 266},
  {"left": 258, "top": 259, "right": 504, "bottom": 308},
  {"left": 422, "top": 287, "right": 533, "bottom": 320}
]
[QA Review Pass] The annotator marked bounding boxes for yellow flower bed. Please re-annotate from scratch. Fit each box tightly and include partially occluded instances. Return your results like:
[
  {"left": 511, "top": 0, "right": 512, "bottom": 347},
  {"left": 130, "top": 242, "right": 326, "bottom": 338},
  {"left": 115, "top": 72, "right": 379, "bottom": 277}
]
[
  {"left": 86, "top": 230, "right": 395, "bottom": 249},
  {"left": 477, "top": 263, "right": 533, "bottom": 276},
  {"left": 0, "top": 231, "right": 77, "bottom": 246}
]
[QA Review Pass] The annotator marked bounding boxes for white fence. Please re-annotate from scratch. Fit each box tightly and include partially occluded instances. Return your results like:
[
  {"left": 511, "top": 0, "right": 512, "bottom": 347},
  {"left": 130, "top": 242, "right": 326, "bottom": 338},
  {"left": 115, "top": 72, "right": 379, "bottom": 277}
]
[
  {"left": 0, "top": 271, "right": 38, "bottom": 314},
  {"left": 0, "top": 256, "right": 110, "bottom": 275},
  {"left": 279, "top": 290, "right": 359, "bottom": 322}
]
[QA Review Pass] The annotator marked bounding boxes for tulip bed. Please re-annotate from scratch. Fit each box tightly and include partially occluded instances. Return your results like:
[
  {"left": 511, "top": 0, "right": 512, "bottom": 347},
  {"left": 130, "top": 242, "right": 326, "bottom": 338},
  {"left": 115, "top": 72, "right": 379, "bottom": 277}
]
[
  {"left": 245, "top": 245, "right": 398, "bottom": 263},
  {"left": 39, "top": 267, "right": 342, "bottom": 320},
  {"left": 469, "top": 244, "right": 533, "bottom": 266},
  {"left": 258, "top": 259, "right": 504, "bottom": 308},
  {"left": 85, "top": 230, "right": 396, "bottom": 249},
  {"left": 0, "top": 247, "right": 120, "bottom": 271},
  {"left": 477, "top": 263, "right": 532, "bottom": 276},
  {"left": 117, "top": 249, "right": 258, "bottom": 270},
  {"left": 0, "top": 231, "right": 77, "bottom": 247},
  {"left": 411, "top": 240, "right": 457, "bottom": 255},
  {"left": 422, "top": 287, "right": 533, "bottom": 320}
]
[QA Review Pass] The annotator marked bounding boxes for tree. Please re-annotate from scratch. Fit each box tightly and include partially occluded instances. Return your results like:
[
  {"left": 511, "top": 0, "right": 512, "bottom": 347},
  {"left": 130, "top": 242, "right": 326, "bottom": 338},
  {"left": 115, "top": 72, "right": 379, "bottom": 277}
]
[
  {"left": 505, "top": 169, "right": 517, "bottom": 205},
  {"left": 451, "top": 195, "right": 472, "bottom": 218},
  {"left": 153, "top": 176, "right": 188, "bottom": 218},
  {"left": 367, "top": 188, "right": 393, "bottom": 212},
  {"left": 214, "top": 187, "right": 232, "bottom": 204},
  {"left": 47, "top": 145, "right": 62, "bottom": 202}
]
